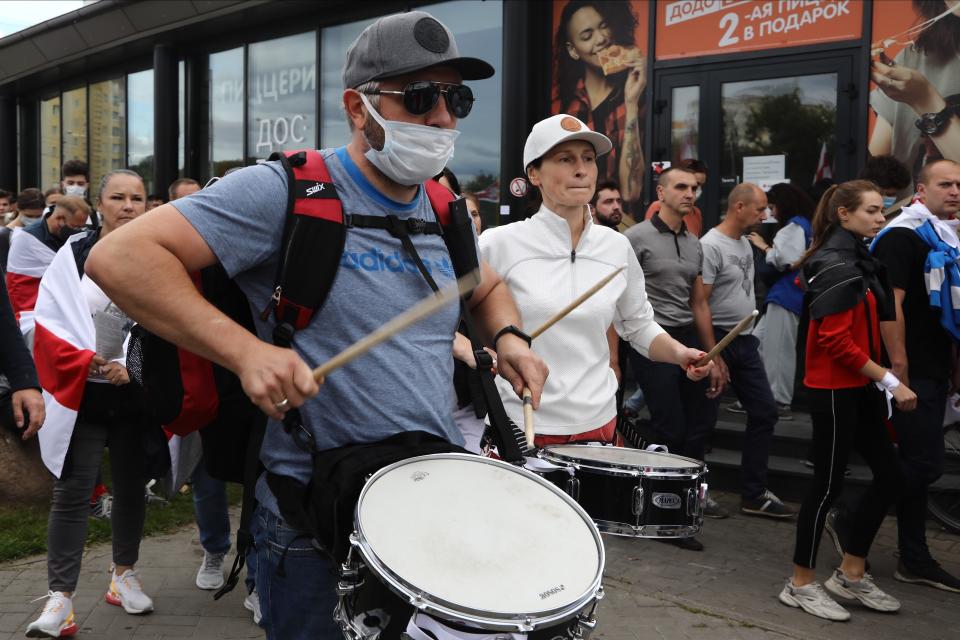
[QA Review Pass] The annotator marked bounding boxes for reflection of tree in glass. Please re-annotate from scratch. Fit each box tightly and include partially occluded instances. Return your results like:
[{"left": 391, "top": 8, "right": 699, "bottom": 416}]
[
  {"left": 464, "top": 172, "right": 497, "bottom": 194},
  {"left": 726, "top": 90, "right": 835, "bottom": 188},
  {"left": 130, "top": 156, "right": 155, "bottom": 194}
]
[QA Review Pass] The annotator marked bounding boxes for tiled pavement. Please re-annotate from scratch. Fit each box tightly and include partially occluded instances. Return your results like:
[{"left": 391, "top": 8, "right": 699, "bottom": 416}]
[{"left": 1, "top": 495, "right": 958, "bottom": 639}]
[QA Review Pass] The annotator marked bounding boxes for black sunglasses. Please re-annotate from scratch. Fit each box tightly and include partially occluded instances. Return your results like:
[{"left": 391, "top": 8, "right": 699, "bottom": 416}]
[{"left": 363, "top": 81, "right": 475, "bottom": 119}]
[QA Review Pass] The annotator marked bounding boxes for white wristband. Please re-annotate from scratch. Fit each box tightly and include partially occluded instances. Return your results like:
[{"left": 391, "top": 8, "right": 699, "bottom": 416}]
[{"left": 880, "top": 371, "right": 900, "bottom": 391}]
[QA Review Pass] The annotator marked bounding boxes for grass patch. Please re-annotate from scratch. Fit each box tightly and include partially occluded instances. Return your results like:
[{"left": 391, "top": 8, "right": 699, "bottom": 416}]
[{"left": 0, "top": 452, "right": 241, "bottom": 564}]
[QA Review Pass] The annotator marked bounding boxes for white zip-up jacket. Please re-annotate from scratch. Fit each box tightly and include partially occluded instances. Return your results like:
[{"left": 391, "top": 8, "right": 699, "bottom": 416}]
[{"left": 480, "top": 204, "right": 665, "bottom": 435}]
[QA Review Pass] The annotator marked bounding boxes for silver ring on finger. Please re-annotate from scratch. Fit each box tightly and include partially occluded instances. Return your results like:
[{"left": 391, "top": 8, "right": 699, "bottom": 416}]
[{"left": 274, "top": 398, "right": 290, "bottom": 410}]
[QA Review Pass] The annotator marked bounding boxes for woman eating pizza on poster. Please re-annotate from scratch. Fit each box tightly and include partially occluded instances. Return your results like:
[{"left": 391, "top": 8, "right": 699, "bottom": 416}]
[{"left": 553, "top": 1, "right": 646, "bottom": 205}]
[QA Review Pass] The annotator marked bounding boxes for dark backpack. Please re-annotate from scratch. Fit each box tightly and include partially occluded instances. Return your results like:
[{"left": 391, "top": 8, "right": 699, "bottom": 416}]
[{"left": 127, "top": 149, "right": 523, "bottom": 598}]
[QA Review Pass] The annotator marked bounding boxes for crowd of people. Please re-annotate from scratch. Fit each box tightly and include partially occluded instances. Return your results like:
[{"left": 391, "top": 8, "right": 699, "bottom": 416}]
[{"left": 1, "top": 8, "right": 959, "bottom": 640}]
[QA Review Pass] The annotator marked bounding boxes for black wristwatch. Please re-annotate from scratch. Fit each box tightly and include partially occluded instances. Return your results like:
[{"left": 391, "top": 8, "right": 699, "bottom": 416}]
[
  {"left": 915, "top": 105, "right": 955, "bottom": 137},
  {"left": 493, "top": 324, "right": 532, "bottom": 347}
]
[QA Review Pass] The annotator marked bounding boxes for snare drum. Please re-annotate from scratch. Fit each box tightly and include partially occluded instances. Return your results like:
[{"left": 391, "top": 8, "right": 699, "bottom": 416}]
[
  {"left": 537, "top": 445, "right": 707, "bottom": 539},
  {"left": 335, "top": 453, "right": 605, "bottom": 639}
]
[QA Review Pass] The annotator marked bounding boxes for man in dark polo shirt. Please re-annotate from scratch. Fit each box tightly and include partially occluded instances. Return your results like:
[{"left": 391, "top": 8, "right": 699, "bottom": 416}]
[{"left": 624, "top": 167, "right": 722, "bottom": 551}]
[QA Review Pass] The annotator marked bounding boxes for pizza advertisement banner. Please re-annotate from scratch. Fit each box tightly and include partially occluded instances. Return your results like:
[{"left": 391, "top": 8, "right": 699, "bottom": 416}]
[
  {"left": 868, "top": 0, "right": 960, "bottom": 188},
  {"left": 655, "top": 0, "right": 863, "bottom": 60},
  {"left": 551, "top": 1, "right": 650, "bottom": 206}
]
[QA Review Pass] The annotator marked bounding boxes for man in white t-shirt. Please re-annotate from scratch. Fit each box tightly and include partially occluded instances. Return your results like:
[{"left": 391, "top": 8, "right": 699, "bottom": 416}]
[{"left": 699, "top": 183, "right": 794, "bottom": 519}]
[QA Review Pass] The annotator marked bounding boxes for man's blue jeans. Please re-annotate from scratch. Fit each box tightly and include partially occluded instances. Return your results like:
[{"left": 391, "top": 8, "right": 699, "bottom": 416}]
[
  {"left": 703, "top": 331, "right": 778, "bottom": 501},
  {"left": 192, "top": 457, "right": 256, "bottom": 596},
  {"left": 192, "top": 458, "right": 231, "bottom": 555},
  {"left": 253, "top": 504, "right": 341, "bottom": 640}
]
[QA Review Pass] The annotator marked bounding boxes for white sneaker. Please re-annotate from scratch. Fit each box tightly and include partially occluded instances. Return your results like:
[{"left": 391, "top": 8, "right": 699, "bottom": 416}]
[
  {"left": 244, "top": 589, "right": 263, "bottom": 625},
  {"left": 105, "top": 569, "right": 154, "bottom": 614},
  {"left": 779, "top": 579, "right": 851, "bottom": 621},
  {"left": 25, "top": 591, "right": 77, "bottom": 638},
  {"left": 195, "top": 551, "right": 226, "bottom": 590},
  {"left": 825, "top": 569, "right": 900, "bottom": 612}
]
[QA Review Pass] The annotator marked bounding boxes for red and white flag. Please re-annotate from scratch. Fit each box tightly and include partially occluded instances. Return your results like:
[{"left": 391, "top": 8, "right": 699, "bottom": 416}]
[
  {"left": 5, "top": 227, "right": 56, "bottom": 335},
  {"left": 814, "top": 141, "right": 833, "bottom": 185},
  {"left": 33, "top": 236, "right": 96, "bottom": 478}
]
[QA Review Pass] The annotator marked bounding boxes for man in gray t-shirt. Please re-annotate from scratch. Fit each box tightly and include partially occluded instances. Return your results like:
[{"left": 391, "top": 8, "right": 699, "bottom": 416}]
[
  {"left": 86, "top": 12, "right": 547, "bottom": 640},
  {"left": 700, "top": 183, "right": 793, "bottom": 520}
]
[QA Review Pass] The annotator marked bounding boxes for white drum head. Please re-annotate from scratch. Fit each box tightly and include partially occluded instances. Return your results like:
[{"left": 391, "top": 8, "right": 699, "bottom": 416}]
[
  {"left": 355, "top": 455, "right": 602, "bottom": 619},
  {"left": 543, "top": 445, "right": 702, "bottom": 470}
]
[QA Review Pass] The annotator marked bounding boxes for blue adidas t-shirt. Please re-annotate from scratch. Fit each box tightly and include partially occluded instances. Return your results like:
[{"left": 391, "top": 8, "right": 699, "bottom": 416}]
[{"left": 172, "top": 147, "right": 465, "bottom": 515}]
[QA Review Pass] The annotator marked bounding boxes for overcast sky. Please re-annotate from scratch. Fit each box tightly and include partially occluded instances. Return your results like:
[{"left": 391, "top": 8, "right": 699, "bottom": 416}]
[{"left": 0, "top": 1, "right": 85, "bottom": 39}]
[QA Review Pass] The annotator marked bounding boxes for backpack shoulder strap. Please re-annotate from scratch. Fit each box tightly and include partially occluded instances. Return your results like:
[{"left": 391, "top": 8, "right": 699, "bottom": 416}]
[
  {"left": 265, "top": 149, "right": 347, "bottom": 339},
  {"left": 424, "top": 179, "right": 454, "bottom": 226}
]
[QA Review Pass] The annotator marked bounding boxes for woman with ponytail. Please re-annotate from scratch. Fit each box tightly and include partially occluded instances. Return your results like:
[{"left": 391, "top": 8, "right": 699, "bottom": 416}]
[{"left": 779, "top": 180, "right": 917, "bottom": 621}]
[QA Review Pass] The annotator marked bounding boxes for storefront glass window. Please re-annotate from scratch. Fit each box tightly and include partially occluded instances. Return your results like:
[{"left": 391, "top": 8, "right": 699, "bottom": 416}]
[
  {"left": 89, "top": 78, "right": 126, "bottom": 193},
  {"left": 61, "top": 87, "right": 87, "bottom": 172},
  {"left": 321, "top": 1, "right": 503, "bottom": 204},
  {"left": 247, "top": 31, "right": 316, "bottom": 163},
  {"left": 127, "top": 69, "right": 155, "bottom": 193},
  {"left": 210, "top": 47, "right": 244, "bottom": 177},
  {"left": 671, "top": 86, "right": 699, "bottom": 165},
  {"left": 720, "top": 73, "right": 837, "bottom": 206},
  {"left": 40, "top": 96, "right": 61, "bottom": 191}
]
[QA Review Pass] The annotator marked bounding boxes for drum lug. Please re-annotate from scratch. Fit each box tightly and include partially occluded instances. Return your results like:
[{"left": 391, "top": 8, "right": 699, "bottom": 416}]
[
  {"left": 571, "top": 611, "right": 598, "bottom": 638},
  {"left": 631, "top": 486, "right": 644, "bottom": 516},
  {"left": 336, "top": 561, "right": 364, "bottom": 597},
  {"left": 687, "top": 488, "right": 697, "bottom": 517},
  {"left": 565, "top": 477, "right": 581, "bottom": 501}
]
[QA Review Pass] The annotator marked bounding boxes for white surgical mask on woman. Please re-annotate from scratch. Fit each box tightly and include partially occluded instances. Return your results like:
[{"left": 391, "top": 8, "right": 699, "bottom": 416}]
[{"left": 360, "top": 94, "right": 460, "bottom": 186}]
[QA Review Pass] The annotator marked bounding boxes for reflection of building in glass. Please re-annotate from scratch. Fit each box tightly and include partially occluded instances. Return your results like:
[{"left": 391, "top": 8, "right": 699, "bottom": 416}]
[
  {"left": 89, "top": 79, "right": 126, "bottom": 191},
  {"left": 40, "top": 97, "right": 61, "bottom": 191},
  {"left": 127, "top": 69, "right": 154, "bottom": 193},
  {"left": 209, "top": 47, "right": 244, "bottom": 178},
  {"left": 62, "top": 87, "right": 88, "bottom": 172}
]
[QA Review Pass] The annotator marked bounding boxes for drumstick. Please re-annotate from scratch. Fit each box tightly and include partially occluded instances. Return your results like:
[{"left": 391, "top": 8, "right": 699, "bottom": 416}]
[
  {"left": 695, "top": 310, "right": 759, "bottom": 367},
  {"left": 529, "top": 267, "right": 625, "bottom": 339},
  {"left": 520, "top": 266, "right": 626, "bottom": 447},
  {"left": 312, "top": 269, "right": 481, "bottom": 381}
]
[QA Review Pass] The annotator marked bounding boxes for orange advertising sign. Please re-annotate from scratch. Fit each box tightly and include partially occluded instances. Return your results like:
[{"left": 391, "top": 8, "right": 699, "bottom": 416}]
[{"left": 656, "top": 0, "right": 863, "bottom": 60}]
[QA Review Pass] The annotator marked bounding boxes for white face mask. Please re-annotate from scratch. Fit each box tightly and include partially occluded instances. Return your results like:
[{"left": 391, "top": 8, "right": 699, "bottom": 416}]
[
  {"left": 694, "top": 187, "right": 702, "bottom": 201},
  {"left": 64, "top": 184, "right": 86, "bottom": 197},
  {"left": 360, "top": 94, "right": 460, "bottom": 186}
]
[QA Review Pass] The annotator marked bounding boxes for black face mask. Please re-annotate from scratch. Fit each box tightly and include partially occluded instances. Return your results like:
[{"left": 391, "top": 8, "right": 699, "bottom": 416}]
[{"left": 57, "top": 225, "right": 83, "bottom": 242}]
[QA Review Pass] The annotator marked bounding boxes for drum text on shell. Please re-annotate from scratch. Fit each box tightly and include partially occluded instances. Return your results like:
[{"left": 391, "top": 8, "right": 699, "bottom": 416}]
[{"left": 652, "top": 493, "right": 682, "bottom": 509}]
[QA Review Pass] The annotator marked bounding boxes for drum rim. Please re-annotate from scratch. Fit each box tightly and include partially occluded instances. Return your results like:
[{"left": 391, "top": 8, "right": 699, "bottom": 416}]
[
  {"left": 350, "top": 453, "right": 605, "bottom": 631},
  {"left": 539, "top": 444, "right": 706, "bottom": 475}
]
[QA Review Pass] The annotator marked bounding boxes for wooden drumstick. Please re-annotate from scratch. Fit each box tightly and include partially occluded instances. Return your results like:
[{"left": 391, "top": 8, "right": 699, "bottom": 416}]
[
  {"left": 520, "top": 266, "right": 626, "bottom": 447},
  {"left": 312, "top": 269, "right": 481, "bottom": 381},
  {"left": 529, "top": 267, "right": 624, "bottom": 340},
  {"left": 695, "top": 310, "right": 759, "bottom": 367}
]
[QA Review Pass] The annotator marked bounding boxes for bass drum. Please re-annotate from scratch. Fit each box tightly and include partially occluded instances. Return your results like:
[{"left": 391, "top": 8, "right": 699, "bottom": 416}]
[{"left": 335, "top": 453, "right": 604, "bottom": 639}]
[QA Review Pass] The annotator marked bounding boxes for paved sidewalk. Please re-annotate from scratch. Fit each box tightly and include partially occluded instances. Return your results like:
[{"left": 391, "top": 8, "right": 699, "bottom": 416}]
[{"left": 2, "top": 494, "right": 958, "bottom": 639}]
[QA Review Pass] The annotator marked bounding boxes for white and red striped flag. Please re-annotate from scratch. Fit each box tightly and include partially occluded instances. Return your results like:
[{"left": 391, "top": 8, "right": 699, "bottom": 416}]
[
  {"left": 814, "top": 141, "right": 833, "bottom": 185},
  {"left": 33, "top": 236, "right": 96, "bottom": 478},
  {"left": 5, "top": 227, "right": 56, "bottom": 335}
]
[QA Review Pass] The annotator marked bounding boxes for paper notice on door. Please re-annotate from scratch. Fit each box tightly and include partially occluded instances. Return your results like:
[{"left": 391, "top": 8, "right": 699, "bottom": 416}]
[{"left": 742, "top": 155, "right": 787, "bottom": 191}]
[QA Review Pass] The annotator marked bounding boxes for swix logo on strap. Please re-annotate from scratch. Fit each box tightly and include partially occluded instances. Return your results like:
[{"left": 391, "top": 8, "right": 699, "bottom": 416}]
[{"left": 305, "top": 182, "right": 325, "bottom": 197}]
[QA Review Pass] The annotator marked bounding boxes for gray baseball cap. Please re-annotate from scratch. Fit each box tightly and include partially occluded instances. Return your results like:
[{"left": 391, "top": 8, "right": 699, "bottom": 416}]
[{"left": 343, "top": 11, "right": 495, "bottom": 89}]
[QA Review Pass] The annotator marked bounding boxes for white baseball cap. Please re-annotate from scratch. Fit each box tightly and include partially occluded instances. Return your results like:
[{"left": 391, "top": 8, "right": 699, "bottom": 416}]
[{"left": 522, "top": 114, "right": 613, "bottom": 170}]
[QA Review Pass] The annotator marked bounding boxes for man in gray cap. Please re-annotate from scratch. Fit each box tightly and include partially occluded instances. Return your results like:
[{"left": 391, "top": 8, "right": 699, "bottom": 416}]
[{"left": 86, "top": 11, "right": 547, "bottom": 639}]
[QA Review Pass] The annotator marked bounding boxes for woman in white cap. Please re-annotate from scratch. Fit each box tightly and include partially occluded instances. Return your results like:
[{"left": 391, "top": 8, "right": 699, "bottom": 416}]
[{"left": 479, "top": 114, "right": 712, "bottom": 446}]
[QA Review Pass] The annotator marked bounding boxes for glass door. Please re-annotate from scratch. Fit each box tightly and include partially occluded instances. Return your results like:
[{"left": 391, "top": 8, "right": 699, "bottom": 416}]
[{"left": 653, "top": 53, "right": 858, "bottom": 229}]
